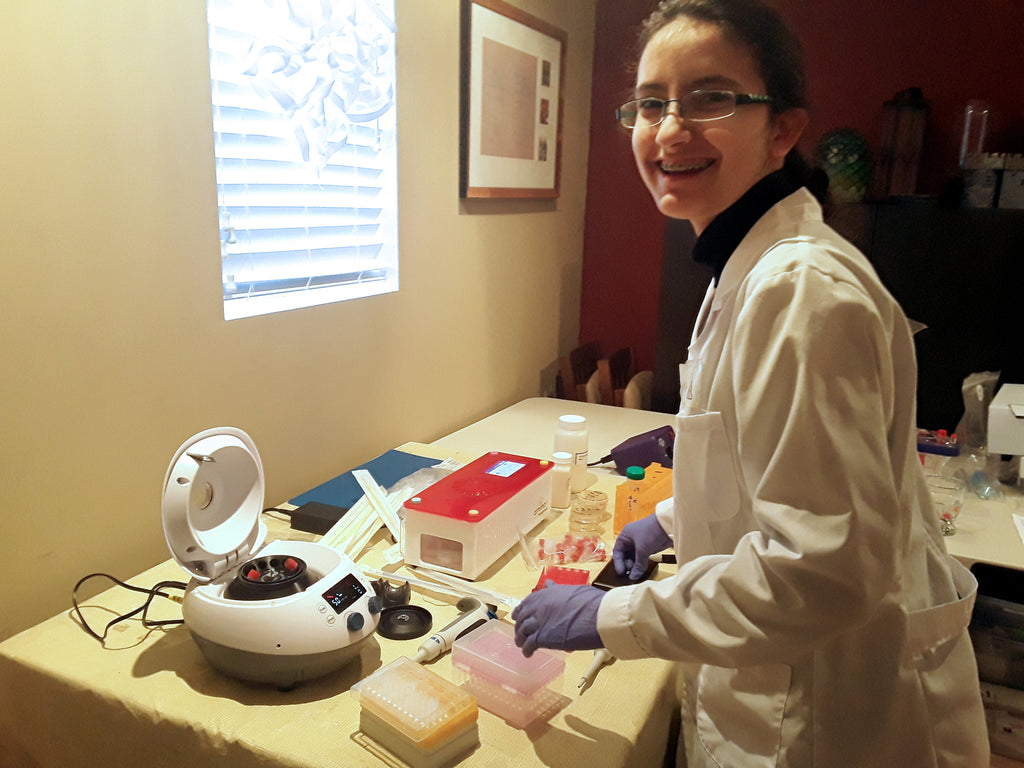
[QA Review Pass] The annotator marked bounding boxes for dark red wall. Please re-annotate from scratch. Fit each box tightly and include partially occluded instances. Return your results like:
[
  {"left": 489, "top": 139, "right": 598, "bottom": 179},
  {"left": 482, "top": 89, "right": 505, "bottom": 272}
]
[{"left": 580, "top": 0, "right": 1024, "bottom": 372}]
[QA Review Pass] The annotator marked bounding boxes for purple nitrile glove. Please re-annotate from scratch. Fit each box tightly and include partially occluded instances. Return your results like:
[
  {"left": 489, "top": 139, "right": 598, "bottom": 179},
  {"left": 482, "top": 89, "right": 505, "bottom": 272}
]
[
  {"left": 512, "top": 582, "right": 605, "bottom": 658},
  {"left": 612, "top": 513, "right": 672, "bottom": 581}
]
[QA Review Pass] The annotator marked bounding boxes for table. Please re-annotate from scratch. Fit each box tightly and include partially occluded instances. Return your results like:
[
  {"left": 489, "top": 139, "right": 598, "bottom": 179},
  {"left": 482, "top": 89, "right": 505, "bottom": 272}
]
[
  {"left": 0, "top": 398, "right": 680, "bottom": 768},
  {"left": 941, "top": 477, "right": 1024, "bottom": 572},
  {"left": 940, "top": 467, "right": 1024, "bottom": 768},
  {"left": 438, "top": 399, "right": 1024, "bottom": 574},
  {"left": 4, "top": 397, "right": 1021, "bottom": 768}
]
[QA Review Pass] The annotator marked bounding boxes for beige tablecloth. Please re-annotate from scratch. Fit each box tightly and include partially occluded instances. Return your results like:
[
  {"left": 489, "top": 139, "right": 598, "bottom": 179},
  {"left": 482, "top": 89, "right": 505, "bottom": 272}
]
[{"left": 1, "top": 423, "right": 681, "bottom": 768}]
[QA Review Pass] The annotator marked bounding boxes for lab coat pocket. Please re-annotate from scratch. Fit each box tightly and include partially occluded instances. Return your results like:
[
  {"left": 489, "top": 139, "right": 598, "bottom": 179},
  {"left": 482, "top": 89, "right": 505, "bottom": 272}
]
[
  {"left": 695, "top": 663, "right": 791, "bottom": 768},
  {"left": 674, "top": 411, "right": 741, "bottom": 523},
  {"left": 902, "top": 556, "right": 977, "bottom": 668}
]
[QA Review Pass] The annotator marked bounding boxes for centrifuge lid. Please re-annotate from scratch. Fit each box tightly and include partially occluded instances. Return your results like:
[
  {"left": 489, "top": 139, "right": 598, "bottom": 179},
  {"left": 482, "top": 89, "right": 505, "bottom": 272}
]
[{"left": 161, "top": 427, "right": 266, "bottom": 582}]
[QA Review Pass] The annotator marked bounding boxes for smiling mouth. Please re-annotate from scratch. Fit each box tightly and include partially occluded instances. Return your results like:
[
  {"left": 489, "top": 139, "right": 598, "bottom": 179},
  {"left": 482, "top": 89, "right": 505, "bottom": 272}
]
[{"left": 659, "top": 159, "right": 715, "bottom": 175}]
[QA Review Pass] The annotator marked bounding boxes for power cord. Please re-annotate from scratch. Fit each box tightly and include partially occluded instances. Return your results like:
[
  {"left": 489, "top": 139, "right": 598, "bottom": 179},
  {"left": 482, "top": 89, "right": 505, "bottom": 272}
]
[
  {"left": 262, "top": 506, "right": 294, "bottom": 523},
  {"left": 71, "top": 573, "right": 187, "bottom": 646}
]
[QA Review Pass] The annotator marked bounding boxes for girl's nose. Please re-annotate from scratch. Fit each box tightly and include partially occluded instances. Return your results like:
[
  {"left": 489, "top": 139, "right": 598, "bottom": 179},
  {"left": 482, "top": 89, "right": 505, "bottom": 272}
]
[{"left": 656, "top": 111, "right": 693, "bottom": 144}]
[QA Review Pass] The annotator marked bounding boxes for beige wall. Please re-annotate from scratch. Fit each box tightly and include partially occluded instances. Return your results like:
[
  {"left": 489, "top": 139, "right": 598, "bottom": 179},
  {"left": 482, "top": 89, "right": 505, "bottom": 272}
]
[{"left": 0, "top": 0, "right": 595, "bottom": 641}]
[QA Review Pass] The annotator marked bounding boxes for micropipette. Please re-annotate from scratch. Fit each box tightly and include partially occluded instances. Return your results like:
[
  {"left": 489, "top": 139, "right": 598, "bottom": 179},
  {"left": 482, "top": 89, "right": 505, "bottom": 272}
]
[
  {"left": 410, "top": 596, "right": 492, "bottom": 663},
  {"left": 578, "top": 648, "right": 614, "bottom": 693}
]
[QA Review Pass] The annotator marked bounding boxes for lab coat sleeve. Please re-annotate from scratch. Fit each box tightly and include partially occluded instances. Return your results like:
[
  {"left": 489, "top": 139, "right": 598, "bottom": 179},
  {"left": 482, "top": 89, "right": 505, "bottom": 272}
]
[
  {"left": 654, "top": 496, "right": 675, "bottom": 537},
  {"left": 599, "top": 257, "right": 906, "bottom": 666}
]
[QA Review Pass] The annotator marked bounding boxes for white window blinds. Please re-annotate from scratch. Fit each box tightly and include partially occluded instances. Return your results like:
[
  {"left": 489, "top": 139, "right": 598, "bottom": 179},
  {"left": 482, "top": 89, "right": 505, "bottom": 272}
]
[{"left": 207, "top": 0, "right": 398, "bottom": 321}]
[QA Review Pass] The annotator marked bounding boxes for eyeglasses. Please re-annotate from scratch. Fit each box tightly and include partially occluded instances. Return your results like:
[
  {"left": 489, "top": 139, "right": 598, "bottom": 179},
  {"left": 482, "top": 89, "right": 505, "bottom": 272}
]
[{"left": 616, "top": 90, "right": 773, "bottom": 129}]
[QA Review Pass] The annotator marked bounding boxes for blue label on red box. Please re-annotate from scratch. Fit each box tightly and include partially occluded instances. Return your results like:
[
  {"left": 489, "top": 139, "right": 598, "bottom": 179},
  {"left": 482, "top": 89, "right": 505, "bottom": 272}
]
[{"left": 485, "top": 460, "right": 526, "bottom": 478}]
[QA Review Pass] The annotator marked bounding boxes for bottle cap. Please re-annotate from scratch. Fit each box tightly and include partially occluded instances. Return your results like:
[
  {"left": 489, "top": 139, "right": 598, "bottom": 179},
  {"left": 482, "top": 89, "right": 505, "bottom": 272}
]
[
  {"left": 558, "top": 414, "right": 586, "bottom": 430},
  {"left": 552, "top": 451, "right": 573, "bottom": 464},
  {"left": 626, "top": 466, "right": 645, "bottom": 480}
]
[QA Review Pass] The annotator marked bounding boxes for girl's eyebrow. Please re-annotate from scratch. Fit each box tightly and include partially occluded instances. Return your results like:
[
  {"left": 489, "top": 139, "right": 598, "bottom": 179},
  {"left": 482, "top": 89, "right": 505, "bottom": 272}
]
[
  {"left": 688, "top": 74, "right": 744, "bottom": 89},
  {"left": 634, "top": 81, "right": 668, "bottom": 96},
  {"left": 635, "top": 74, "right": 745, "bottom": 96}
]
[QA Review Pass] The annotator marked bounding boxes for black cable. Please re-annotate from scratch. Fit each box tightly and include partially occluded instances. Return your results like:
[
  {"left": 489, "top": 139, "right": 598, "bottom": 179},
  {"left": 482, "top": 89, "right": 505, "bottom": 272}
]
[
  {"left": 587, "top": 454, "right": 613, "bottom": 467},
  {"left": 264, "top": 507, "right": 294, "bottom": 515},
  {"left": 263, "top": 506, "right": 295, "bottom": 518},
  {"left": 71, "top": 573, "right": 187, "bottom": 646}
]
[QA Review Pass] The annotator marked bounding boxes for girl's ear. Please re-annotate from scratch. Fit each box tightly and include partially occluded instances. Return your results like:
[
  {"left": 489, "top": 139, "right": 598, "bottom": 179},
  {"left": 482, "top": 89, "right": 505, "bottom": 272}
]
[{"left": 770, "top": 107, "right": 809, "bottom": 160}]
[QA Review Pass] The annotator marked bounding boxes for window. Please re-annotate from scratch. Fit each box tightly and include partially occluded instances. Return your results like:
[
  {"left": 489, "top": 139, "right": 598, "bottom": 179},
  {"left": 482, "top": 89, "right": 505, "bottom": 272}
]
[{"left": 207, "top": 0, "right": 398, "bottom": 321}]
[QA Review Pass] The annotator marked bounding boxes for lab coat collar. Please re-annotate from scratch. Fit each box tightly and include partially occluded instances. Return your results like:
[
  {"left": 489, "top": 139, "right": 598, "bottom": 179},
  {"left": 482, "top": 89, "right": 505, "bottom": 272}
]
[
  {"left": 712, "top": 187, "right": 823, "bottom": 311},
  {"left": 692, "top": 169, "right": 801, "bottom": 283}
]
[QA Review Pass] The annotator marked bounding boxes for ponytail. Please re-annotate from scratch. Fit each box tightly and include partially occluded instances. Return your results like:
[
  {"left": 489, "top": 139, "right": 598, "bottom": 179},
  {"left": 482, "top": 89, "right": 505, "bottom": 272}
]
[{"left": 784, "top": 148, "right": 831, "bottom": 212}]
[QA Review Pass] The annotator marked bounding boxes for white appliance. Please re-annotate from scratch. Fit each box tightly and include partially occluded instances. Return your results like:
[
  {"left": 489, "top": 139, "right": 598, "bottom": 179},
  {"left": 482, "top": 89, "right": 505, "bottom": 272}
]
[
  {"left": 988, "top": 383, "right": 1024, "bottom": 486},
  {"left": 162, "top": 427, "right": 381, "bottom": 688},
  {"left": 403, "top": 451, "right": 552, "bottom": 580}
]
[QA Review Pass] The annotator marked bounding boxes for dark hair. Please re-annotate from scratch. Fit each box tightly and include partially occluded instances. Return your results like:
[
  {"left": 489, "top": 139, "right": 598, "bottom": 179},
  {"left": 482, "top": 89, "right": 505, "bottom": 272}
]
[{"left": 636, "top": 0, "right": 829, "bottom": 205}]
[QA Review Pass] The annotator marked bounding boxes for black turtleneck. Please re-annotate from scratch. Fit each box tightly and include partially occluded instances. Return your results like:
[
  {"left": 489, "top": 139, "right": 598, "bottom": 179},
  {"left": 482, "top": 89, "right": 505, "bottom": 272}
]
[{"left": 691, "top": 169, "right": 801, "bottom": 284}]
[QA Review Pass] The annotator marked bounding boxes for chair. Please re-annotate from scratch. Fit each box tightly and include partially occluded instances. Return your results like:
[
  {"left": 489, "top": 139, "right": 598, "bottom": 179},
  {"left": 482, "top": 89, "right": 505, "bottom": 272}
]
[
  {"left": 559, "top": 342, "right": 654, "bottom": 409},
  {"left": 621, "top": 370, "right": 654, "bottom": 410},
  {"left": 596, "top": 347, "right": 636, "bottom": 407},
  {"left": 595, "top": 347, "right": 654, "bottom": 410},
  {"left": 558, "top": 341, "right": 601, "bottom": 401}
]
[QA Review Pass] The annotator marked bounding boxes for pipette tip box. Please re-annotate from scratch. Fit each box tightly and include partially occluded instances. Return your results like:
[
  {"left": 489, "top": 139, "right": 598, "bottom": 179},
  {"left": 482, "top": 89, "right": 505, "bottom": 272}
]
[
  {"left": 352, "top": 657, "right": 479, "bottom": 768},
  {"left": 451, "top": 620, "right": 566, "bottom": 728}
]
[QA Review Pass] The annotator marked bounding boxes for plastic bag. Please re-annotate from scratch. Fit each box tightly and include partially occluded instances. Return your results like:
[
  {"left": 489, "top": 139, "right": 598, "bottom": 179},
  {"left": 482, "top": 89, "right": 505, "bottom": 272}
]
[
  {"left": 951, "top": 371, "right": 1005, "bottom": 498},
  {"left": 385, "top": 459, "right": 461, "bottom": 519},
  {"left": 956, "top": 371, "right": 1000, "bottom": 454}
]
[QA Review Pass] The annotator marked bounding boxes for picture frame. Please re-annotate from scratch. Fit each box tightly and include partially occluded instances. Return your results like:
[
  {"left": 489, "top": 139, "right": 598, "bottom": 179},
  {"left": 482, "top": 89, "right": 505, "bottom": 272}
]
[{"left": 459, "top": 0, "right": 567, "bottom": 199}]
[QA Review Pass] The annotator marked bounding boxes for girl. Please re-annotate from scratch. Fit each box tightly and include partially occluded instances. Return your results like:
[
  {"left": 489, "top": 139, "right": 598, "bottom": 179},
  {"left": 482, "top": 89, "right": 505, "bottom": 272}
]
[{"left": 512, "top": 1, "right": 989, "bottom": 765}]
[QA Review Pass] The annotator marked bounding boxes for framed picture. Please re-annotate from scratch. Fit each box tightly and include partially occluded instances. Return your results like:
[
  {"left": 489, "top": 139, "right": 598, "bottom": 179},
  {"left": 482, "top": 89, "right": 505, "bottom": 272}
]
[{"left": 460, "top": 0, "right": 567, "bottom": 199}]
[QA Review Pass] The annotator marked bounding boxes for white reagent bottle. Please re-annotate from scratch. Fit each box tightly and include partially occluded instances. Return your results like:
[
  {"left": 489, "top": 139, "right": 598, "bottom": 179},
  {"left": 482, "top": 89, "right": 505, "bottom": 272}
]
[{"left": 555, "top": 414, "right": 589, "bottom": 494}]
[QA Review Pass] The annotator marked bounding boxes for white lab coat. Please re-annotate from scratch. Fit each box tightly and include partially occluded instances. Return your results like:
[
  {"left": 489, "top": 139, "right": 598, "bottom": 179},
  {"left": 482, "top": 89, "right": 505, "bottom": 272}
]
[{"left": 598, "top": 189, "right": 989, "bottom": 767}]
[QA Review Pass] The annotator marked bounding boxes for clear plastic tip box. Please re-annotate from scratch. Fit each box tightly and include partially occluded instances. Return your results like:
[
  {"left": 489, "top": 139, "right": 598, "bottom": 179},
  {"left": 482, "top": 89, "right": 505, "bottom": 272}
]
[
  {"left": 451, "top": 620, "right": 566, "bottom": 728},
  {"left": 352, "top": 657, "right": 478, "bottom": 768}
]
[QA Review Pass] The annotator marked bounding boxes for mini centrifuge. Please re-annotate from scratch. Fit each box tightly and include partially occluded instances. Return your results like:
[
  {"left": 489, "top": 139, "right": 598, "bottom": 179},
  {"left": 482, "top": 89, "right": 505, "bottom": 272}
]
[{"left": 161, "top": 427, "right": 382, "bottom": 688}]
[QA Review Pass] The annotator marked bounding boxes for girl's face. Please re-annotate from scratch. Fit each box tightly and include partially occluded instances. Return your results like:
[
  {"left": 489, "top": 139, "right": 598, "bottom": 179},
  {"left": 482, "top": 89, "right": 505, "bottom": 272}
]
[{"left": 631, "top": 18, "right": 805, "bottom": 233}]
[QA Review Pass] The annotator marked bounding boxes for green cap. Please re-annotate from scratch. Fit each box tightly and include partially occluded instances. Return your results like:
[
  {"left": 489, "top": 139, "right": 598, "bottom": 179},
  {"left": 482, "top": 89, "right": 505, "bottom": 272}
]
[{"left": 626, "top": 466, "right": 645, "bottom": 480}]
